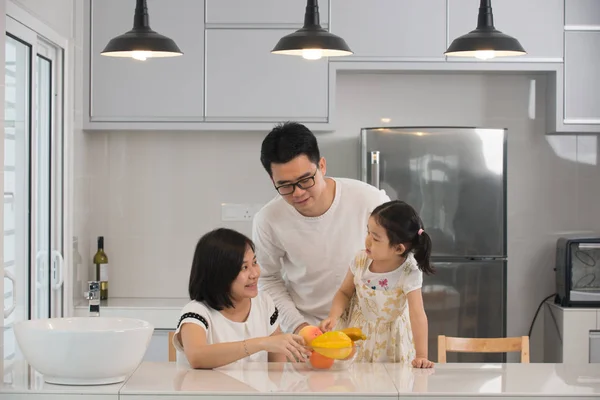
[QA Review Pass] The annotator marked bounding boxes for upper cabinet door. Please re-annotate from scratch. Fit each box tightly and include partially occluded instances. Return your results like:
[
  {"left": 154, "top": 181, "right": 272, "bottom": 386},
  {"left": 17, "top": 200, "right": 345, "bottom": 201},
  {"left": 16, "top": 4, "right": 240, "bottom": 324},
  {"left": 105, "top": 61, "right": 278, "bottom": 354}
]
[
  {"left": 565, "top": 0, "right": 600, "bottom": 26},
  {"left": 205, "top": 29, "right": 329, "bottom": 122},
  {"left": 89, "top": 0, "right": 204, "bottom": 122},
  {"left": 448, "top": 0, "right": 563, "bottom": 61},
  {"left": 205, "top": 0, "right": 329, "bottom": 25},
  {"left": 330, "top": 0, "right": 447, "bottom": 60},
  {"left": 564, "top": 31, "right": 600, "bottom": 123}
]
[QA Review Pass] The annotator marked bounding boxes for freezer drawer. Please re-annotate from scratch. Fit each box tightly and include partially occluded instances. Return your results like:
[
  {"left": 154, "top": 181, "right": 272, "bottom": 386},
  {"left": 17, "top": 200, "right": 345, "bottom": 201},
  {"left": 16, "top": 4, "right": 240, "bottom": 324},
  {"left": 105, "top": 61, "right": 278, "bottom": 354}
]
[
  {"left": 423, "top": 260, "right": 505, "bottom": 363},
  {"left": 590, "top": 331, "right": 600, "bottom": 363}
]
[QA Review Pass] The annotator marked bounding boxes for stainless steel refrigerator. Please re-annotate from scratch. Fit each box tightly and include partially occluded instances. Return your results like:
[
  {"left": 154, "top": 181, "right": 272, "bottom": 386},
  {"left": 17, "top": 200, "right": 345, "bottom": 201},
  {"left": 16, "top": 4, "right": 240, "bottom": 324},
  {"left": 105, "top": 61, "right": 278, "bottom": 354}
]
[{"left": 360, "top": 127, "right": 507, "bottom": 363}]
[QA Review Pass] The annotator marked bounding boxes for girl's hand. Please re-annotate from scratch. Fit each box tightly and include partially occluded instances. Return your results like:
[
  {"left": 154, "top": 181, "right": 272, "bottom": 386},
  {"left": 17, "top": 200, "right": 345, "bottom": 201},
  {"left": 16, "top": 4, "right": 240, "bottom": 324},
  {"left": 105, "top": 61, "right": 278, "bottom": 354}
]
[
  {"left": 319, "top": 317, "right": 337, "bottom": 332},
  {"left": 261, "top": 333, "right": 311, "bottom": 362},
  {"left": 412, "top": 357, "right": 434, "bottom": 369}
]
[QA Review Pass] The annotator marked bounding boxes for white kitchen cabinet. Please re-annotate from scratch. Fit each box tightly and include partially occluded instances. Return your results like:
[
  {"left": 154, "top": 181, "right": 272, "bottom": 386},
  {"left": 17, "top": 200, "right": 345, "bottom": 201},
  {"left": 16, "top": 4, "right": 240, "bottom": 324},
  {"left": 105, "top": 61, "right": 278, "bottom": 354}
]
[
  {"left": 544, "top": 302, "right": 599, "bottom": 363},
  {"left": 447, "top": 0, "right": 563, "bottom": 62},
  {"left": 330, "top": 0, "right": 446, "bottom": 60},
  {"left": 205, "top": 29, "right": 329, "bottom": 122},
  {"left": 565, "top": 0, "right": 600, "bottom": 26},
  {"left": 563, "top": 31, "right": 600, "bottom": 125},
  {"left": 547, "top": 0, "right": 600, "bottom": 133},
  {"left": 87, "top": 0, "right": 204, "bottom": 123},
  {"left": 205, "top": 0, "right": 329, "bottom": 26},
  {"left": 143, "top": 329, "right": 172, "bottom": 362}
]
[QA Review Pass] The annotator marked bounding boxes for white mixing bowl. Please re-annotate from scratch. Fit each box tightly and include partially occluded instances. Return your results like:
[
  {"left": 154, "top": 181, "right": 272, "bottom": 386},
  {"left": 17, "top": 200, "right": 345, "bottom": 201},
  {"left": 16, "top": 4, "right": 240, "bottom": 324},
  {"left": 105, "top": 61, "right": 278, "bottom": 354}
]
[{"left": 14, "top": 317, "right": 154, "bottom": 385}]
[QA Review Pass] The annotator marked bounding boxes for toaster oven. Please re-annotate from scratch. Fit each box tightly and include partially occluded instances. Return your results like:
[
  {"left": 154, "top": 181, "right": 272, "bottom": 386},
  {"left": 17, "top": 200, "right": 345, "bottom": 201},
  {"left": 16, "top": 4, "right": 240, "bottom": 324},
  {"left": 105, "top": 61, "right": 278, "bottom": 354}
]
[{"left": 555, "top": 236, "right": 600, "bottom": 307}]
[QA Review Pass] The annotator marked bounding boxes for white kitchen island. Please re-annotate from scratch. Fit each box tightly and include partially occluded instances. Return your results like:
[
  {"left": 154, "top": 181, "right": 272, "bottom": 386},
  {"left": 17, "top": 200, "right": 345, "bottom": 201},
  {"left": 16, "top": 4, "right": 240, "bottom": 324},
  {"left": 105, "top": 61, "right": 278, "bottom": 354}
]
[{"left": 2, "top": 361, "right": 600, "bottom": 399}]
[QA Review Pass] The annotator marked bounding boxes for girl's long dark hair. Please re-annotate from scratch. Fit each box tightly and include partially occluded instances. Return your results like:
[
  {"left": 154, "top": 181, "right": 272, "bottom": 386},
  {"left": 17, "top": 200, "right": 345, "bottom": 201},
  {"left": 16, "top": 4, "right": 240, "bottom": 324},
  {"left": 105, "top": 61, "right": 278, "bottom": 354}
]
[{"left": 371, "top": 200, "right": 435, "bottom": 275}]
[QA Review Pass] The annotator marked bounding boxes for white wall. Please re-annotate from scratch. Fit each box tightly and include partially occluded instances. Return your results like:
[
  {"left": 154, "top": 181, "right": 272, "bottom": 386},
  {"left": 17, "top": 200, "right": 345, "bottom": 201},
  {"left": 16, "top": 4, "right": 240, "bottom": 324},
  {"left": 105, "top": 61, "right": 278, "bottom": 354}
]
[
  {"left": 71, "top": 0, "right": 91, "bottom": 303},
  {"left": 10, "top": 0, "right": 73, "bottom": 39},
  {"left": 0, "top": 0, "right": 6, "bottom": 365},
  {"left": 86, "top": 129, "right": 276, "bottom": 298}
]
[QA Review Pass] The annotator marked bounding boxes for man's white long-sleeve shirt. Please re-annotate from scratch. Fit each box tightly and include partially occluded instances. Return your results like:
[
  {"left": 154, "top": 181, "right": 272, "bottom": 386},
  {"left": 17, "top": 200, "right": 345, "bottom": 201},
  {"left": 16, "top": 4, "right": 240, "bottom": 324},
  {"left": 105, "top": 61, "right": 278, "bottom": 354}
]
[{"left": 252, "top": 177, "right": 390, "bottom": 333}]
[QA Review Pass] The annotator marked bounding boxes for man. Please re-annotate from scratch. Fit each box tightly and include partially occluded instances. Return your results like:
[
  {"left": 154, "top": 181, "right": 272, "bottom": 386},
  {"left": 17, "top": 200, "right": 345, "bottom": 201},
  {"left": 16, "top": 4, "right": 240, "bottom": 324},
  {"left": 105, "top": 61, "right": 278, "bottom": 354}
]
[{"left": 253, "top": 122, "right": 390, "bottom": 334}]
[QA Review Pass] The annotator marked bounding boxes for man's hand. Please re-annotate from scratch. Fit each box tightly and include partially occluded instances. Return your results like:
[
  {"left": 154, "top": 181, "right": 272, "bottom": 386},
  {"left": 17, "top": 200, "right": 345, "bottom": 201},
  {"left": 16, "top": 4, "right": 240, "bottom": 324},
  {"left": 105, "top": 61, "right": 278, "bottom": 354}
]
[{"left": 293, "top": 322, "right": 309, "bottom": 334}]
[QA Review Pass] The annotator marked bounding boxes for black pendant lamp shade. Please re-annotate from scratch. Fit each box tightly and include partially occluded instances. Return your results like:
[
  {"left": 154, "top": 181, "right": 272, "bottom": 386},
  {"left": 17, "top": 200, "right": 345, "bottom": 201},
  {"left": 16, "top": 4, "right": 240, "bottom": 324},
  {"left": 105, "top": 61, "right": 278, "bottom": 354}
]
[
  {"left": 101, "top": 0, "right": 183, "bottom": 60},
  {"left": 445, "top": 0, "right": 525, "bottom": 60},
  {"left": 272, "top": 0, "right": 352, "bottom": 60}
]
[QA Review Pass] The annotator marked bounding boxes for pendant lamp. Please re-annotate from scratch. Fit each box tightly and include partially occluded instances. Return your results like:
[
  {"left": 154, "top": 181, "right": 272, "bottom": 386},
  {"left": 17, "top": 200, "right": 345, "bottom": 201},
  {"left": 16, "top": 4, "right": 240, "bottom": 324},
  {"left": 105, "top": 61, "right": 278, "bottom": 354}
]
[
  {"left": 101, "top": 0, "right": 183, "bottom": 61},
  {"left": 272, "top": 0, "right": 352, "bottom": 60},
  {"left": 445, "top": 0, "right": 525, "bottom": 60}
]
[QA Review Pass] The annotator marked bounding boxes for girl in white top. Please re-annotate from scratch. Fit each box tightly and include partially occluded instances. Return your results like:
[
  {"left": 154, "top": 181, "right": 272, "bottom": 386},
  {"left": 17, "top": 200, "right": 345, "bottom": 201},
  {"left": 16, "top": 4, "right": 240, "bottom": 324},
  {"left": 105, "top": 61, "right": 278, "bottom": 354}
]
[
  {"left": 173, "top": 228, "right": 311, "bottom": 369},
  {"left": 320, "top": 201, "right": 435, "bottom": 368}
]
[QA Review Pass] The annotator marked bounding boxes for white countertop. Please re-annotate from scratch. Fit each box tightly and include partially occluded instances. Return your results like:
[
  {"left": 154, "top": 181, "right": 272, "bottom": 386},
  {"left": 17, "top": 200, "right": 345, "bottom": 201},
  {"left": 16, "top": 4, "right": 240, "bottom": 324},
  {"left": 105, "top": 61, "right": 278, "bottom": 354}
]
[
  {"left": 386, "top": 362, "right": 600, "bottom": 397},
  {"left": 121, "top": 361, "right": 398, "bottom": 396},
  {"left": 3, "top": 361, "right": 600, "bottom": 398},
  {"left": 1, "top": 360, "right": 122, "bottom": 397}
]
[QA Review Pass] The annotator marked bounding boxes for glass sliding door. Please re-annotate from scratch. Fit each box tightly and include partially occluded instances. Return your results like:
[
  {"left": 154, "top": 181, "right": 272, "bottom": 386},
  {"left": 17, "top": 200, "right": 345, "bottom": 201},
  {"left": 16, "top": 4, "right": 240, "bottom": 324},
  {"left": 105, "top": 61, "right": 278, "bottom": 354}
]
[
  {"left": 36, "top": 38, "right": 64, "bottom": 318},
  {"left": 3, "top": 16, "right": 65, "bottom": 368},
  {"left": 3, "top": 29, "right": 32, "bottom": 367}
]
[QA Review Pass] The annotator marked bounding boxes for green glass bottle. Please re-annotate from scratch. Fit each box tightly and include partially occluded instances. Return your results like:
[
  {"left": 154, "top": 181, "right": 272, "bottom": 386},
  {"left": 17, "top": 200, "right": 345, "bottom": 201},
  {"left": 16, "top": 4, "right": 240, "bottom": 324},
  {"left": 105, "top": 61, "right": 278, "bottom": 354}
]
[{"left": 93, "top": 236, "right": 109, "bottom": 300}]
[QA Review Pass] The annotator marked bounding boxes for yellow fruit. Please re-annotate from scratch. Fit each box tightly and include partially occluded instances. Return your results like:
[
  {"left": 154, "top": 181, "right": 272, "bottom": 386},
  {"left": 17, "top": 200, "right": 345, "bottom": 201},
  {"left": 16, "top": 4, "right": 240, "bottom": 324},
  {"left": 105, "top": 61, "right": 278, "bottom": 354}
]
[
  {"left": 311, "top": 331, "right": 352, "bottom": 347},
  {"left": 338, "top": 327, "right": 367, "bottom": 341},
  {"left": 313, "top": 346, "right": 353, "bottom": 359},
  {"left": 310, "top": 331, "right": 353, "bottom": 360}
]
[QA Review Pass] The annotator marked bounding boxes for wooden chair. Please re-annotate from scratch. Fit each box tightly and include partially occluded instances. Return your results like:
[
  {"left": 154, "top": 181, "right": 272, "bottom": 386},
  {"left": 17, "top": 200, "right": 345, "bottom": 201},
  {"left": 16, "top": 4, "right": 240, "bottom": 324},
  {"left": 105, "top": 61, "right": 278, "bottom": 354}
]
[
  {"left": 437, "top": 335, "right": 530, "bottom": 363},
  {"left": 168, "top": 331, "right": 176, "bottom": 362}
]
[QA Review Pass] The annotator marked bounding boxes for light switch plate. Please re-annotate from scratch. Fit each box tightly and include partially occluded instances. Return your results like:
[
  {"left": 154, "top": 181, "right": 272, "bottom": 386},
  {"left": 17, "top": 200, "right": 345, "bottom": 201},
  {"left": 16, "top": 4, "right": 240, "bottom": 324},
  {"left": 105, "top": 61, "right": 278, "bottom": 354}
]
[{"left": 221, "top": 203, "right": 263, "bottom": 221}]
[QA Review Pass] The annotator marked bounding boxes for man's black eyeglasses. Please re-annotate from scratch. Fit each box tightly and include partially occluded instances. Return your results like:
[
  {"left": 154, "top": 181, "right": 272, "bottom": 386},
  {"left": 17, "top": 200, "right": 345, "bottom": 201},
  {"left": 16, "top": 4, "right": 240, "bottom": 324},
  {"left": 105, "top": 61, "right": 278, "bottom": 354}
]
[{"left": 274, "top": 170, "right": 317, "bottom": 195}]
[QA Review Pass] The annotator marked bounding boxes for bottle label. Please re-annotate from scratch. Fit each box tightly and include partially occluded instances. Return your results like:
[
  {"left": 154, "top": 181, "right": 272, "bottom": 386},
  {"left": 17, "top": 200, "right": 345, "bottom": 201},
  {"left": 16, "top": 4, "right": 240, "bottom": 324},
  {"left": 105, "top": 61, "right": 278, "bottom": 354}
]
[{"left": 100, "top": 264, "right": 109, "bottom": 282}]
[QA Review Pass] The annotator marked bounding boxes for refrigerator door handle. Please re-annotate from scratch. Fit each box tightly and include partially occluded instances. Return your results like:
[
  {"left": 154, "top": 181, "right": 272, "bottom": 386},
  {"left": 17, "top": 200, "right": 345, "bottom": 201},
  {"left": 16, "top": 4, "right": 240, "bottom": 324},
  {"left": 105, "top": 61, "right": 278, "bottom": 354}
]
[{"left": 370, "top": 151, "right": 380, "bottom": 189}]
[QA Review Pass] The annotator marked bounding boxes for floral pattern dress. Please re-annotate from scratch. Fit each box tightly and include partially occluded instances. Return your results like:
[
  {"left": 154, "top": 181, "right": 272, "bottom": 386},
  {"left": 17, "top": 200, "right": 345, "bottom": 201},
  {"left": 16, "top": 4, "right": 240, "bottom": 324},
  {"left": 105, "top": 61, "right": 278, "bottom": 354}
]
[{"left": 338, "top": 250, "right": 423, "bottom": 363}]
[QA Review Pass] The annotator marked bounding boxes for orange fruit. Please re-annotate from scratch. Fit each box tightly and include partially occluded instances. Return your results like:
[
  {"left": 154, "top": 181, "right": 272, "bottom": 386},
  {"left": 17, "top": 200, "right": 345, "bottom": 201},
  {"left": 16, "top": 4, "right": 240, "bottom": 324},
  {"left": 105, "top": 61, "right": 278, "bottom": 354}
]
[
  {"left": 309, "top": 351, "right": 334, "bottom": 369},
  {"left": 298, "top": 325, "right": 323, "bottom": 346}
]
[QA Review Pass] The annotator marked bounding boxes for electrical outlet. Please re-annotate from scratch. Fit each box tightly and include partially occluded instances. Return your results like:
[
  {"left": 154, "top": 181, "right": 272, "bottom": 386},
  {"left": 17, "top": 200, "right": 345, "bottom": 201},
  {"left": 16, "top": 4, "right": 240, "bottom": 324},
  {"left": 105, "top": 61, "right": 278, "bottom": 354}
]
[{"left": 221, "top": 203, "right": 263, "bottom": 221}]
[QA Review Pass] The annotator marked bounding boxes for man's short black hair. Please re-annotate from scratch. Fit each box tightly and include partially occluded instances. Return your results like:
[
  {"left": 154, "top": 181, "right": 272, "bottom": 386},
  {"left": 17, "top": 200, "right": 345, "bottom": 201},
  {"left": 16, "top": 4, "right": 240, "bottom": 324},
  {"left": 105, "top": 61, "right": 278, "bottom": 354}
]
[
  {"left": 260, "top": 121, "right": 321, "bottom": 176},
  {"left": 188, "top": 228, "right": 255, "bottom": 310}
]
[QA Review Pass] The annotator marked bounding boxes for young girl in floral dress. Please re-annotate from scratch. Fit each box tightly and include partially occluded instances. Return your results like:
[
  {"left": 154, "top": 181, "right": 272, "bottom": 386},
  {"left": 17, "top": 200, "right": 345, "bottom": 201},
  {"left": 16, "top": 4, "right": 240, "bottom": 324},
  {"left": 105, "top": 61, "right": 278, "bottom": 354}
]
[{"left": 320, "top": 201, "right": 435, "bottom": 368}]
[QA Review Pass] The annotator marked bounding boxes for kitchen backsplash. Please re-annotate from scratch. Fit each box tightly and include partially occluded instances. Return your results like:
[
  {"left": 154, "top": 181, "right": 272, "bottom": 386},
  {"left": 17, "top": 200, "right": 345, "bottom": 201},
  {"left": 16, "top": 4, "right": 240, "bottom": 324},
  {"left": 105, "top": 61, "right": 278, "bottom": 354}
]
[{"left": 74, "top": 72, "right": 600, "bottom": 353}]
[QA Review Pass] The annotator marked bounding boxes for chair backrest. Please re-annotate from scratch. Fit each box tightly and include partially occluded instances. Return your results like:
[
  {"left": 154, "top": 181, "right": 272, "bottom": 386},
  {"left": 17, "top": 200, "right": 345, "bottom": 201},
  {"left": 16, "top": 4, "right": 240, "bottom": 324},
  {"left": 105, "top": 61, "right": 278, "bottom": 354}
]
[
  {"left": 437, "top": 335, "right": 530, "bottom": 363},
  {"left": 168, "top": 331, "right": 176, "bottom": 362}
]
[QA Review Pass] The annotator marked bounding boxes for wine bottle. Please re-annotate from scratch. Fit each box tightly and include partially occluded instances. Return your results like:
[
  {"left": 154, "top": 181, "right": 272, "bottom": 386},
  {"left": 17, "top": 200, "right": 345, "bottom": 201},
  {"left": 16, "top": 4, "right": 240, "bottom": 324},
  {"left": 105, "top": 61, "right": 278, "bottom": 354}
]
[{"left": 93, "top": 236, "right": 109, "bottom": 300}]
